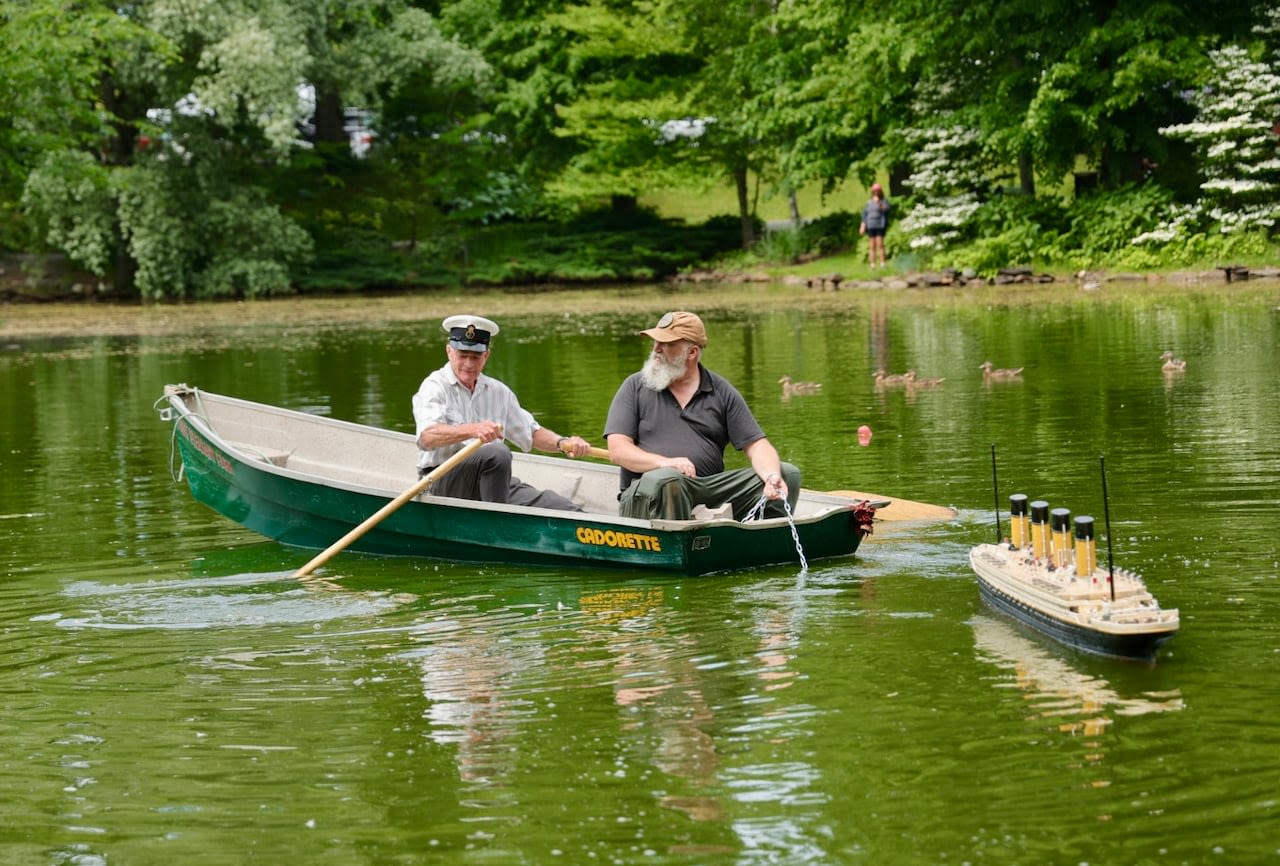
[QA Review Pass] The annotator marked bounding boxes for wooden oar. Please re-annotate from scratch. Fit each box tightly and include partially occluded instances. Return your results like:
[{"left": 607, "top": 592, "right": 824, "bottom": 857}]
[
  {"left": 293, "top": 437, "right": 487, "bottom": 578},
  {"left": 815, "top": 489, "right": 956, "bottom": 522},
  {"left": 575, "top": 445, "right": 951, "bottom": 522}
]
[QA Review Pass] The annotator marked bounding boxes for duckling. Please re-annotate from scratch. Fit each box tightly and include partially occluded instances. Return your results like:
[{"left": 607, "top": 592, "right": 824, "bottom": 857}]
[
  {"left": 779, "top": 375, "right": 823, "bottom": 398},
  {"left": 1160, "top": 351, "right": 1186, "bottom": 372},
  {"left": 904, "top": 370, "right": 945, "bottom": 389},
  {"left": 979, "top": 360, "right": 1024, "bottom": 380},
  {"left": 873, "top": 369, "right": 910, "bottom": 387}
]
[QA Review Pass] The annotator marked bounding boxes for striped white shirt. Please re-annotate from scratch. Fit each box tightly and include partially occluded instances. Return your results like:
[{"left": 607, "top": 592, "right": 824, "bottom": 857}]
[{"left": 412, "top": 364, "right": 539, "bottom": 470}]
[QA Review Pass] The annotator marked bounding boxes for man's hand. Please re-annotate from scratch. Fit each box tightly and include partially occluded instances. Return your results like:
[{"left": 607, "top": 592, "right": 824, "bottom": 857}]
[
  {"left": 662, "top": 456, "right": 697, "bottom": 477},
  {"left": 468, "top": 420, "right": 504, "bottom": 443},
  {"left": 763, "top": 472, "right": 788, "bottom": 501},
  {"left": 559, "top": 435, "right": 592, "bottom": 458}
]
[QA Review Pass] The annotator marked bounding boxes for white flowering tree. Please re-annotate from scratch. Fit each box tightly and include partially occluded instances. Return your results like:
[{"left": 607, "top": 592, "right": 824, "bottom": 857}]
[
  {"left": 1154, "top": 41, "right": 1280, "bottom": 236},
  {"left": 894, "top": 123, "right": 986, "bottom": 253}
]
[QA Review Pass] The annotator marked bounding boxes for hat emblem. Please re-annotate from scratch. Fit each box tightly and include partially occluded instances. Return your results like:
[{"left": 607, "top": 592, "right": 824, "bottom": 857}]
[
  {"left": 657, "top": 312, "right": 674, "bottom": 328},
  {"left": 465, "top": 324, "right": 477, "bottom": 340}
]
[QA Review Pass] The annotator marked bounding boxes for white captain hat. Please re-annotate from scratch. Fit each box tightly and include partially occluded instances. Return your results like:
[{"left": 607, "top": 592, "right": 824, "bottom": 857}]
[{"left": 442, "top": 314, "right": 499, "bottom": 351}]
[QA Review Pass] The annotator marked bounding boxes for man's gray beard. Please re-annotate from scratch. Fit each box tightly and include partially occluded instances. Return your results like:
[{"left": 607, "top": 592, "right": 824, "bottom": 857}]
[{"left": 640, "top": 352, "right": 687, "bottom": 391}]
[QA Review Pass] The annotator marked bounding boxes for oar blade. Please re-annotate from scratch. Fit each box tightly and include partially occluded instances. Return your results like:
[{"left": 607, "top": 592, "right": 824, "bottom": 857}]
[{"left": 817, "top": 489, "right": 957, "bottom": 523}]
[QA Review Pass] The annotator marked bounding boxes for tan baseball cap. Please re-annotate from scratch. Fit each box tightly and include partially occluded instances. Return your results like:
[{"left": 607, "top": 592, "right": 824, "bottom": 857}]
[{"left": 639, "top": 311, "right": 707, "bottom": 347}]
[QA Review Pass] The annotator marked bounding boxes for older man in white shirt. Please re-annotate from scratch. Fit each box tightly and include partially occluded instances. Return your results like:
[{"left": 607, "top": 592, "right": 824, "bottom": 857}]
[{"left": 412, "top": 314, "right": 591, "bottom": 510}]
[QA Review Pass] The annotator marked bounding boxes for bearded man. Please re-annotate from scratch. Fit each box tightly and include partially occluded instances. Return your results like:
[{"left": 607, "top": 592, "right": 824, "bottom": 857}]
[{"left": 603, "top": 311, "right": 801, "bottom": 521}]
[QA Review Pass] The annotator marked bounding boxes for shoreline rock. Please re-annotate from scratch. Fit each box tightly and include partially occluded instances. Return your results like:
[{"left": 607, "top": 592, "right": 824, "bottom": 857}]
[{"left": 674, "top": 262, "right": 1280, "bottom": 291}]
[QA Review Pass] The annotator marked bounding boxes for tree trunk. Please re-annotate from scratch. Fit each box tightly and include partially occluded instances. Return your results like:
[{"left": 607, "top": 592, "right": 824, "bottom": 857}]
[
  {"left": 112, "top": 225, "right": 137, "bottom": 295},
  {"left": 313, "top": 86, "right": 347, "bottom": 146},
  {"left": 735, "top": 165, "right": 754, "bottom": 249},
  {"left": 889, "top": 163, "right": 911, "bottom": 196},
  {"left": 788, "top": 189, "right": 802, "bottom": 227},
  {"left": 1018, "top": 150, "right": 1035, "bottom": 195},
  {"left": 99, "top": 70, "right": 139, "bottom": 294}
]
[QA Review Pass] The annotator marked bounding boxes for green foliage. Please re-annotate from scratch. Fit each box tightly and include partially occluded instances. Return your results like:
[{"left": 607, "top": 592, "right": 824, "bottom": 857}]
[
  {"left": 295, "top": 207, "right": 743, "bottom": 290},
  {"left": 455, "top": 210, "right": 740, "bottom": 284},
  {"left": 748, "top": 228, "right": 812, "bottom": 266},
  {"left": 944, "top": 199, "right": 1064, "bottom": 274},
  {"left": 2, "top": 0, "right": 1276, "bottom": 294},
  {"left": 747, "top": 212, "right": 858, "bottom": 265},
  {"left": 1111, "top": 227, "right": 1272, "bottom": 270},
  {"left": 1059, "top": 184, "right": 1178, "bottom": 258},
  {"left": 113, "top": 160, "right": 313, "bottom": 300},
  {"left": 297, "top": 227, "right": 456, "bottom": 292},
  {"left": 191, "top": 191, "right": 314, "bottom": 298},
  {"left": 21, "top": 152, "right": 116, "bottom": 275},
  {"left": 113, "top": 164, "right": 193, "bottom": 297}
]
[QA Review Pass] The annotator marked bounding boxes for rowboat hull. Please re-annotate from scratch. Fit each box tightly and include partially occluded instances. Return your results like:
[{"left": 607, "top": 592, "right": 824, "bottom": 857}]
[
  {"left": 158, "top": 385, "right": 872, "bottom": 575},
  {"left": 970, "top": 543, "right": 1179, "bottom": 661}
]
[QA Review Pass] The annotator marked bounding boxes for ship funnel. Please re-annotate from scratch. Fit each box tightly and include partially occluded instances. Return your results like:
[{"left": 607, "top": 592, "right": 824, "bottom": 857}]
[
  {"left": 1009, "top": 494, "right": 1029, "bottom": 548},
  {"left": 1074, "top": 516, "right": 1096, "bottom": 577},
  {"left": 1030, "top": 500, "right": 1050, "bottom": 559},
  {"left": 1051, "top": 507, "right": 1072, "bottom": 568}
]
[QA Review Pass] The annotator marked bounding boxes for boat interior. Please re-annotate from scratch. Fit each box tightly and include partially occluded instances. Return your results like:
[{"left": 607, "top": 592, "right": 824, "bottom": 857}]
[{"left": 165, "top": 386, "right": 850, "bottom": 521}]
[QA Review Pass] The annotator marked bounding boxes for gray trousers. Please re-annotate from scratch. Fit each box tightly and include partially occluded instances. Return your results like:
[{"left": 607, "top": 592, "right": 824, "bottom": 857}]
[
  {"left": 421, "top": 441, "right": 581, "bottom": 511},
  {"left": 618, "top": 463, "right": 801, "bottom": 521}
]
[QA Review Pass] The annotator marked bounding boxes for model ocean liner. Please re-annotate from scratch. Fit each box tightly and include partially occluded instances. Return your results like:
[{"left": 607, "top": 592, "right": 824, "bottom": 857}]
[{"left": 970, "top": 489, "right": 1179, "bottom": 661}]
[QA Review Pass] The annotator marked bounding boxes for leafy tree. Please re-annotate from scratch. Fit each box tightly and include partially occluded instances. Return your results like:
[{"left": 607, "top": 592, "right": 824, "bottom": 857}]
[
  {"left": 439, "top": 0, "right": 588, "bottom": 208},
  {"left": 10, "top": 0, "right": 499, "bottom": 297},
  {"left": 661, "top": 0, "right": 777, "bottom": 247},
  {"left": 4, "top": 0, "right": 1277, "bottom": 288},
  {"left": 539, "top": 0, "right": 704, "bottom": 209},
  {"left": 0, "top": 0, "right": 168, "bottom": 260}
]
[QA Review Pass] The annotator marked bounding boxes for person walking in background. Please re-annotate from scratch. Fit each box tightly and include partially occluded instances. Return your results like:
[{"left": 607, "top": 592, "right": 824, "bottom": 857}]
[
  {"left": 413, "top": 314, "right": 591, "bottom": 511},
  {"left": 604, "top": 311, "right": 800, "bottom": 521},
  {"left": 859, "top": 182, "right": 891, "bottom": 268}
]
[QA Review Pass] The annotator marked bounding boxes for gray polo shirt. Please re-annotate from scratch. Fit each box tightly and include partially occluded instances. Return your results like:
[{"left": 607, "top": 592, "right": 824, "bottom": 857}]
[{"left": 603, "top": 364, "right": 766, "bottom": 490}]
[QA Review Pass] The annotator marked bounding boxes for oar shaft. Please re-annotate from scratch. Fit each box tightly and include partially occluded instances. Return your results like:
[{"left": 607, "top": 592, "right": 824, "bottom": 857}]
[
  {"left": 293, "top": 436, "right": 487, "bottom": 578},
  {"left": 558, "top": 443, "right": 612, "bottom": 461}
]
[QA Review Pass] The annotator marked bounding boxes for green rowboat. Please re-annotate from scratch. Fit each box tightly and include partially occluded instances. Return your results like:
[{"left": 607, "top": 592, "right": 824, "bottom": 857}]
[{"left": 157, "top": 385, "right": 875, "bottom": 575}]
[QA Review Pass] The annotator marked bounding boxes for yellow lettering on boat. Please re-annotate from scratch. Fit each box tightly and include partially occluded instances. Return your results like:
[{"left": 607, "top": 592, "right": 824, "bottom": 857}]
[{"left": 575, "top": 526, "right": 661, "bottom": 552}]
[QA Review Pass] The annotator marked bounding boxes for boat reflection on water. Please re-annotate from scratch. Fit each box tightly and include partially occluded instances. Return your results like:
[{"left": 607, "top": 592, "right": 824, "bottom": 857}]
[
  {"left": 578, "top": 585, "right": 728, "bottom": 825},
  {"left": 971, "top": 615, "right": 1183, "bottom": 741}
]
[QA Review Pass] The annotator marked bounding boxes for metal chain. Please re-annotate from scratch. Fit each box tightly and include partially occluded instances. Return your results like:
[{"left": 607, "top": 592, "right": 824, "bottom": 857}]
[{"left": 743, "top": 493, "right": 809, "bottom": 571}]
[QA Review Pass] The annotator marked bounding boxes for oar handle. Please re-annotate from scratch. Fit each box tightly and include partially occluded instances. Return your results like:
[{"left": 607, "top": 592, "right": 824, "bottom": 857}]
[
  {"left": 558, "top": 442, "right": 612, "bottom": 461},
  {"left": 293, "top": 436, "right": 488, "bottom": 578}
]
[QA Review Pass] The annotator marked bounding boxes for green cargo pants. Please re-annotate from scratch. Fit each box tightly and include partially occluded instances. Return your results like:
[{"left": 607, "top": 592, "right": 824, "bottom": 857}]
[{"left": 618, "top": 463, "right": 801, "bottom": 521}]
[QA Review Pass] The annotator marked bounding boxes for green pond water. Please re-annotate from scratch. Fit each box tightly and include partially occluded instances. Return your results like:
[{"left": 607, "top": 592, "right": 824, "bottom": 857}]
[{"left": 1, "top": 282, "right": 1278, "bottom": 865}]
